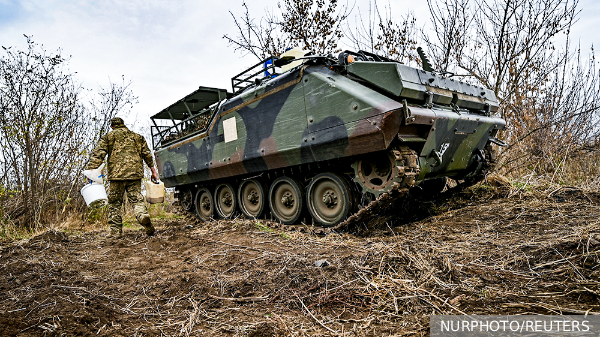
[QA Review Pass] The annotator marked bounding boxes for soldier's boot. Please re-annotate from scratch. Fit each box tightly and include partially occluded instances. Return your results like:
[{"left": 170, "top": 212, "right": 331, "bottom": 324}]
[
  {"left": 139, "top": 214, "right": 155, "bottom": 236},
  {"left": 107, "top": 225, "right": 122, "bottom": 238}
]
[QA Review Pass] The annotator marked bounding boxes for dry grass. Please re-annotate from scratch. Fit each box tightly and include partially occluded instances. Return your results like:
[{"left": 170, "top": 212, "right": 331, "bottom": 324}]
[
  {"left": 1, "top": 192, "right": 179, "bottom": 242},
  {"left": 0, "top": 178, "right": 598, "bottom": 336},
  {"left": 499, "top": 144, "right": 600, "bottom": 190}
]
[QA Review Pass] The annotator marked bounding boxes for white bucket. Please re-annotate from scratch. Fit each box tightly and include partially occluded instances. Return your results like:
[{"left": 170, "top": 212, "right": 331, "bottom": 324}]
[{"left": 81, "top": 183, "right": 108, "bottom": 208}]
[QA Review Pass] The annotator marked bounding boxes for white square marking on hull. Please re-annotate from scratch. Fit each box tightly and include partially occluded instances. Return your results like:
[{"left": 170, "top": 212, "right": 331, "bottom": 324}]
[{"left": 223, "top": 117, "right": 238, "bottom": 143}]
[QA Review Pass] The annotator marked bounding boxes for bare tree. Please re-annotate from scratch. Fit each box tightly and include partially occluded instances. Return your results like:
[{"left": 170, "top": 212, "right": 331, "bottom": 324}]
[
  {"left": 223, "top": 3, "right": 286, "bottom": 60},
  {"left": 423, "top": 0, "right": 472, "bottom": 72},
  {"left": 426, "top": 0, "right": 578, "bottom": 104},
  {"left": 279, "top": 0, "right": 350, "bottom": 55},
  {"left": 86, "top": 76, "right": 138, "bottom": 149},
  {"left": 347, "top": 1, "right": 419, "bottom": 65},
  {"left": 223, "top": 0, "right": 351, "bottom": 60}
]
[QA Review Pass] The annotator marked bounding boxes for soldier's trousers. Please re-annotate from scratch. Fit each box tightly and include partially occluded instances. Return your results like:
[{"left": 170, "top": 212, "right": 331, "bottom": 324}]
[{"left": 107, "top": 180, "right": 149, "bottom": 232}]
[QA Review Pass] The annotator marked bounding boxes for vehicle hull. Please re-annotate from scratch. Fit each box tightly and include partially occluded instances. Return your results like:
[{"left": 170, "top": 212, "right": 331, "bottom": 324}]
[{"left": 155, "top": 65, "right": 505, "bottom": 188}]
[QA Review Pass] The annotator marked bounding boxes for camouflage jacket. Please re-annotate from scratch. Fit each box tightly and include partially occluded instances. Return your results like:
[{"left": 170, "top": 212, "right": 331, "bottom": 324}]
[{"left": 87, "top": 125, "right": 154, "bottom": 181}]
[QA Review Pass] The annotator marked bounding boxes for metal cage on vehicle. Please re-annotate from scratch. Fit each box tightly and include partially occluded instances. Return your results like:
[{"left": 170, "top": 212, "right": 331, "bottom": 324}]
[
  {"left": 150, "top": 87, "right": 229, "bottom": 149},
  {"left": 150, "top": 56, "right": 284, "bottom": 149}
]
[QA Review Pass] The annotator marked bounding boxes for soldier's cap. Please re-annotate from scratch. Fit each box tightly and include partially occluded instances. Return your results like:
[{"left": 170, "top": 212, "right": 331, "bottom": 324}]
[{"left": 110, "top": 117, "right": 125, "bottom": 127}]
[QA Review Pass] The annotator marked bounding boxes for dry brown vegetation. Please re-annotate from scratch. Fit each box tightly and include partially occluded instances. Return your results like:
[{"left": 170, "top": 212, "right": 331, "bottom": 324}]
[{"left": 1, "top": 181, "right": 598, "bottom": 336}]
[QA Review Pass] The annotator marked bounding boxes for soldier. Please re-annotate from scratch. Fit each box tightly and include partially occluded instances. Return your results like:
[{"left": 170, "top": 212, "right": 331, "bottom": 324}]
[{"left": 88, "top": 117, "right": 158, "bottom": 237}]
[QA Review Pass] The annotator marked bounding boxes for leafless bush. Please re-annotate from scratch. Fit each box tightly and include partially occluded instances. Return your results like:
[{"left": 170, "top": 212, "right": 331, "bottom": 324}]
[
  {"left": 500, "top": 47, "right": 600, "bottom": 182},
  {"left": 0, "top": 36, "right": 136, "bottom": 231}
]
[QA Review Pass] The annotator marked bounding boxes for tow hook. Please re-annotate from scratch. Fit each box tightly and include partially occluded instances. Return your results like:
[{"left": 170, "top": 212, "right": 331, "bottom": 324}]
[{"left": 430, "top": 150, "right": 443, "bottom": 167}]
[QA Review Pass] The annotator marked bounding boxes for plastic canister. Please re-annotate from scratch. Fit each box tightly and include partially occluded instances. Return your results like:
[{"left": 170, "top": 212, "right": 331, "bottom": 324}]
[
  {"left": 81, "top": 183, "right": 108, "bottom": 208},
  {"left": 145, "top": 181, "right": 165, "bottom": 204}
]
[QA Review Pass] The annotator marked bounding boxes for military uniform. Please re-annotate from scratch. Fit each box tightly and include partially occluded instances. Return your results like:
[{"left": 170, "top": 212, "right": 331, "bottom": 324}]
[{"left": 88, "top": 118, "right": 156, "bottom": 236}]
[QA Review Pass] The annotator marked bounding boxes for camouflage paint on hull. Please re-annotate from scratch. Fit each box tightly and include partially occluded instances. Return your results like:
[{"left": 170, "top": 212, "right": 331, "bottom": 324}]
[
  {"left": 409, "top": 107, "right": 505, "bottom": 179},
  {"left": 157, "top": 65, "right": 407, "bottom": 187}
]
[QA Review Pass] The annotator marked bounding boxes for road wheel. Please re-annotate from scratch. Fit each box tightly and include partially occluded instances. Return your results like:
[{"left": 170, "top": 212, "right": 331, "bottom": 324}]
[
  {"left": 215, "top": 183, "right": 236, "bottom": 219},
  {"left": 307, "top": 173, "right": 352, "bottom": 226},
  {"left": 269, "top": 176, "right": 304, "bottom": 225},
  {"left": 179, "top": 189, "right": 194, "bottom": 212},
  {"left": 238, "top": 179, "right": 266, "bottom": 219},
  {"left": 195, "top": 187, "right": 214, "bottom": 221}
]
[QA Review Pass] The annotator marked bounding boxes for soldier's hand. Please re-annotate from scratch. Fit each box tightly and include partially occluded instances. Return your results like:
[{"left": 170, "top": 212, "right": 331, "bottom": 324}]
[{"left": 151, "top": 167, "right": 159, "bottom": 183}]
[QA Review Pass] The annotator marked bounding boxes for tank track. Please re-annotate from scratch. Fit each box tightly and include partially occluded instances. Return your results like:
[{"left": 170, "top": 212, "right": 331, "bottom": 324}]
[
  {"left": 174, "top": 147, "right": 420, "bottom": 234},
  {"left": 266, "top": 146, "right": 420, "bottom": 234}
]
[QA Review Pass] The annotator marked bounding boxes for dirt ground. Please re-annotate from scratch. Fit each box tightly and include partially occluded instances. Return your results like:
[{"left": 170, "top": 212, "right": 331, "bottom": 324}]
[{"left": 1, "top": 183, "right": 599, "bottom": 336}]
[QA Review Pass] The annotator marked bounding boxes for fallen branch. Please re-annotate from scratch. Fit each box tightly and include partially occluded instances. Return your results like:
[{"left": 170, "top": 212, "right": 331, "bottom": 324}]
[
  {"left": 208, "top": 294, "right": 269, "bottom": 302},
  {"left": 295, "top": 293, "right": 339, "bottom": 334},
  {"left": 503, "top": 302, "right": 600, "bottom": 315},
  {"left": 533, "top": 250, "right": 600, "bottom": 269}
]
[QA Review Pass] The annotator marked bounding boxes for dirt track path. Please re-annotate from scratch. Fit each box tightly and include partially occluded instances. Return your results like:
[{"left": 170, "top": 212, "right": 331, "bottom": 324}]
[{"left": 1, "top": 188, "right": 599, "bottom": 336}]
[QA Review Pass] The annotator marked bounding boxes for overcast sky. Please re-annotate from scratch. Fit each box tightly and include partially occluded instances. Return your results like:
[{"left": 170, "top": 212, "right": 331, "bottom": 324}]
[{"left": 1, "top": 0, "right": 598, "bottom": 133}]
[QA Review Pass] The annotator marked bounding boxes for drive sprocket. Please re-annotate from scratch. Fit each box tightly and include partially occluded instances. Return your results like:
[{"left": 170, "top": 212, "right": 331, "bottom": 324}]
[{"left": 331, "top": 146, "right": 420, "bottom": 231}]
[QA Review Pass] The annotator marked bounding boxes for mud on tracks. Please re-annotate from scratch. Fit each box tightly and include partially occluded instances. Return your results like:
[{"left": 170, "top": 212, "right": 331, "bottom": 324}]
[{"left": 0, "top": 185, "right": 599, "bottom": 336}]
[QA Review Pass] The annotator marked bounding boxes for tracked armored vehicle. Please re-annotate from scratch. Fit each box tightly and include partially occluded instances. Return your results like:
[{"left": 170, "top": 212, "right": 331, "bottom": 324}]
[{"left": 150, "top": 49, "right": 506, "bottom": 228}]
